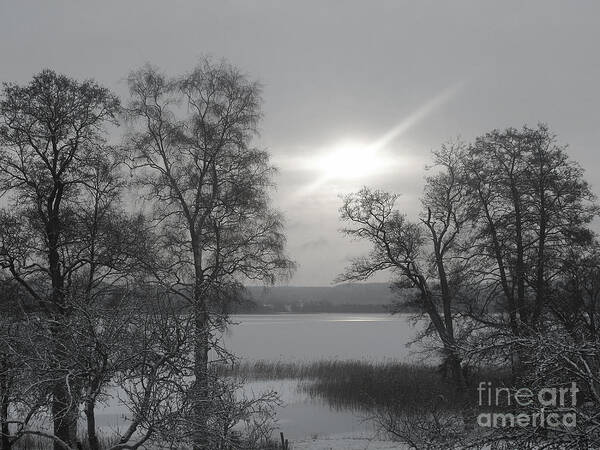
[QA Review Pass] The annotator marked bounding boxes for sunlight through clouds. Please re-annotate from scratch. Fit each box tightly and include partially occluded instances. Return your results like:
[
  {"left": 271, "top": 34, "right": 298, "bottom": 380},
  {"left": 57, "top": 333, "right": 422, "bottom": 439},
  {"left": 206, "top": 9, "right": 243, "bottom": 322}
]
[{"left": 278, "top": 81, "right": 466, "bottom": 197}]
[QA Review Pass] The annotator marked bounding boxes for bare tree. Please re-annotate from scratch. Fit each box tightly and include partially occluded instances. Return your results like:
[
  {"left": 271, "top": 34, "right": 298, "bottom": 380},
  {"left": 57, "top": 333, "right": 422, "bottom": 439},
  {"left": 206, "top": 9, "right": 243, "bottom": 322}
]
[
  {"left": 461, "top": 124, "right": 597, "bottom": 376},
  {"left": 552, "top": 241, "right": 600, "bottom": 339},
  {"left": 0, "top": 70, "right": 164, "bottom": 450},
  {"left": 125, "top": 60, "right": 293, "bottom": 449},
  {"left": 0, "top": 70, "right": 121, "bottom": 449},
  {"left": 338, "top": 142, "right": 470, "bottom": 388},
  {"left": 0, "top": 279, "right": 45, "bottom": 450},
  {"left": 206, "top": 376, "right": 280, "bottom": 450},
  {"left": 107, "top": 292, "right": 193, "bottom": 450}
]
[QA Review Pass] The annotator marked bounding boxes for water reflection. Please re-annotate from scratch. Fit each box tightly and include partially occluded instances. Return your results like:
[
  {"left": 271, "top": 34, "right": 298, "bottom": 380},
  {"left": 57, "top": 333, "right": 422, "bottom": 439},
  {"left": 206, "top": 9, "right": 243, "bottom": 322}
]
[
  {"left": 226, "top": 314, "right": 422, "bottom": 441},
  {"left": 241, "top": 379, "right": 376, "bottom": 441}
]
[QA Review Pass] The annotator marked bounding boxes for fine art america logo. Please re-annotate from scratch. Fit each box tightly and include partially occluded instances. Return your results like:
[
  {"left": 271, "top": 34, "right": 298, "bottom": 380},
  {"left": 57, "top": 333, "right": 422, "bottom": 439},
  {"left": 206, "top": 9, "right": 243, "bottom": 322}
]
[{"left": 477, "top": 381, "right": 578, "bottom": 428}]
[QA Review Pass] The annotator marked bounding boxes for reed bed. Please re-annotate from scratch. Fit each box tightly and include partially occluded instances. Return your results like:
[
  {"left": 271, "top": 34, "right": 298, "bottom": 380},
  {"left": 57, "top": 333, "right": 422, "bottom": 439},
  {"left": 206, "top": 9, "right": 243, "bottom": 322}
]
[{"left": 218, "top": 359, "right": 511, "bottom": 414}]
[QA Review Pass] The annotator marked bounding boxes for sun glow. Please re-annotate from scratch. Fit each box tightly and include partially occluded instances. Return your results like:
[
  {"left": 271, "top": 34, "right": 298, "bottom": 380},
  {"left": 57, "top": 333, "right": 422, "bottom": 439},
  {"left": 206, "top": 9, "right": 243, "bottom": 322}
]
[
  {"left": 315, "top": 140, "right": 388, "bottom": 180},
  {"left": 289, "top": 82, "right": 465, "bottom": 195},
  {"left": 291, "top": 138, "right": 407, "bottom": 195}
]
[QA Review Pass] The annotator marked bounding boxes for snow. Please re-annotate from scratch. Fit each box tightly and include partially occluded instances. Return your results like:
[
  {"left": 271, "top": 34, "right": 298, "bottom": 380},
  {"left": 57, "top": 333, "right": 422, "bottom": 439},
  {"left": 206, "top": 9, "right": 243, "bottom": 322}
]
[{"left": 291, "top": 432, "right": 408, "bottom": 450}]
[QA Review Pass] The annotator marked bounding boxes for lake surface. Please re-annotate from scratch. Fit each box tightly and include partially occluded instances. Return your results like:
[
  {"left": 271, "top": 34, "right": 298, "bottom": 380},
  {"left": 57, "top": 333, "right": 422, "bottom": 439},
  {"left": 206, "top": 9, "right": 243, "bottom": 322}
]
[
  {"left": 224, "top": 313, "right": 426, "bottom": 441},
  {"left": 96, "top": 313, "right": 426, "bottom": 443},
  {"left": 224, "top": 313, "right": 425, "bottom": 363}
]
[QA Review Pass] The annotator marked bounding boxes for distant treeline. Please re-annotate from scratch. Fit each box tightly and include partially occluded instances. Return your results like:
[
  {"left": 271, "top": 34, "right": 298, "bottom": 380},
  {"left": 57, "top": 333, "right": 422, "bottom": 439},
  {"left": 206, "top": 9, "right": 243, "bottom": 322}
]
[
  {"left": 230, "top": 300, "right": 394, "bottom": 314},
  {"left": 231, "top": 282, "right": 420, "bottom": 314}
]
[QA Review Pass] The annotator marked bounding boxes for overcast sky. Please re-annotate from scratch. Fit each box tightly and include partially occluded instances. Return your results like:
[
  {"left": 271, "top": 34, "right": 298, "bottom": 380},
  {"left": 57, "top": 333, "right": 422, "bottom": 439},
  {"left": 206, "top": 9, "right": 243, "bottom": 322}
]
[{"left": 1, "top": 1, "right": 599, "bottom": 286}]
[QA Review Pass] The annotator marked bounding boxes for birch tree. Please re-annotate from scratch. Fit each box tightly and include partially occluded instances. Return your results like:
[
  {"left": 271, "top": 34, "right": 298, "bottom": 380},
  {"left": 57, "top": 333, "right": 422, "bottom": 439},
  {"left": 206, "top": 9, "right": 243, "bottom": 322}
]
[{"left": 126, "top": 60, "right": 292, "bottom": 449}]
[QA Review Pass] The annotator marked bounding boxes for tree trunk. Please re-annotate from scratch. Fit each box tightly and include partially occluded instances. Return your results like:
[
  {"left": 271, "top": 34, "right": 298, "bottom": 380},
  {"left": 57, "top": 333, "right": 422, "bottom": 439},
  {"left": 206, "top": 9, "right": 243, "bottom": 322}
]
[
  {"left": 0, "top": 368, "right": 10, "bottom": 450},
  {"left": 85, "top": 397, "right": 100, "bottom": 450},
  {"left": 476, "top": 188, "right": 520, "bottom": 335},
  {"left": 532, "top": 177, "right": 547, "bottom": 328},
  {"left": 50, "top": 323, "right": 79, "bottom": 450},
  {"left": 46, "top": 191, "right": 80, "bottom": 450},
  {"left": 52, "top": 382, "right": 78, "bottom": 450},
  {"left": 193, "top": 296, "right": 210, "bottom": 450},
  {"left": 417, "top": 278, "right": 464, "bottom": 389},
  {"left": 512, "top": 184, "right": 527, "bottom": 326}
]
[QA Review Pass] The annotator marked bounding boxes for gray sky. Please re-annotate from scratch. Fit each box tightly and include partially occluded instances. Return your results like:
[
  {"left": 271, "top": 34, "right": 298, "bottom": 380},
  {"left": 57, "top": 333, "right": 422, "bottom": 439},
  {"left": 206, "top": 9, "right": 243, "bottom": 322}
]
[{"left": 1, "top": 1, "right": 599, "bottom": 286}]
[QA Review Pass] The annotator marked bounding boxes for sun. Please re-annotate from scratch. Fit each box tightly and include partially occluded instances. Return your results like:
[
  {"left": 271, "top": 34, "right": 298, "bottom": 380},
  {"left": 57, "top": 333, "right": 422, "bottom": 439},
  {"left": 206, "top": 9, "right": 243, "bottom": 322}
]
[
  {"left": 313, "top": 139, "right": 394, "bottom": 182},
  {"left": 287, "top": 82, "right": 463, "bottom": 196},
  {"left": 288, "top": 136, "right": 414, "bottom": 195},
  {"left": 316, "top": 141, "right": 373, "bottom": 180}
]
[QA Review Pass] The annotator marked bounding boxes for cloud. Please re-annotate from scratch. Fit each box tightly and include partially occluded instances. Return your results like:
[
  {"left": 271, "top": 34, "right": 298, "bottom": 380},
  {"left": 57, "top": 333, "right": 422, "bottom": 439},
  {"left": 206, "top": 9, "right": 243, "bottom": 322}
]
[{"left": 299, "top": 237, "right": 330, "bottom": 250}]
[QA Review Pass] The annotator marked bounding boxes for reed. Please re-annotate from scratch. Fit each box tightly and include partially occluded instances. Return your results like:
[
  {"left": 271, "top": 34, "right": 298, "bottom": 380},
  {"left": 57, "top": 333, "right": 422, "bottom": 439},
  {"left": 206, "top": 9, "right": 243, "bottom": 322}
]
[{"left": 218, "top": 359, "right": 512, "bottom": 413}]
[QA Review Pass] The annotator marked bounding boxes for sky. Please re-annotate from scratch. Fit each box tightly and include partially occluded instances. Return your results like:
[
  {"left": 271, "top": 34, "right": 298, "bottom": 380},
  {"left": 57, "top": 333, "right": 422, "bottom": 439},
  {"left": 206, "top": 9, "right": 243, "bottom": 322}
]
[{"left": 1, "top": 1, "right": 600, "bottom": 286}]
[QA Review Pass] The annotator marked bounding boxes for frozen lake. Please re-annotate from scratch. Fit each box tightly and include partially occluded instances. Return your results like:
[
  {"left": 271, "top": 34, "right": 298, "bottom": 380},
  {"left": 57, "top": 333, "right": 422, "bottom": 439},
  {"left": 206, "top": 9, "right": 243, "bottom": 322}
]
[
  {"left": 224, "top": 313, "right": 426, "bottom": 442},
  {"left": 224, "top": 313, "right": 425, "bottom": 363},
  {"left": 96, "top": 313, "right": 426, "bottom": 444}
]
